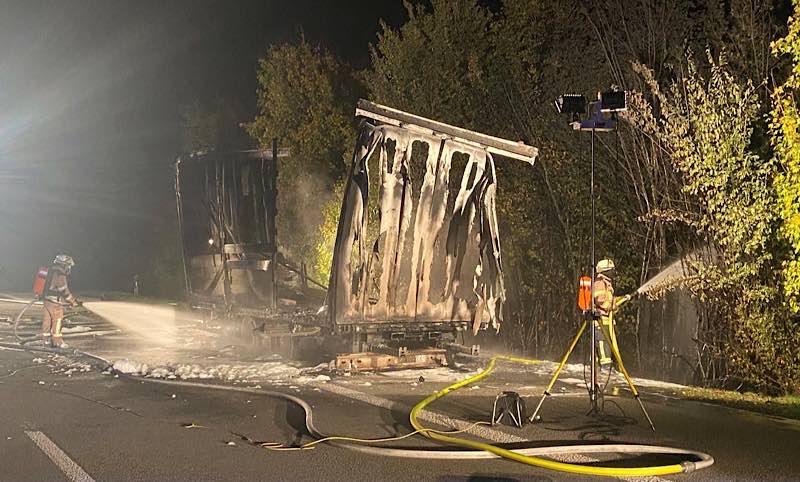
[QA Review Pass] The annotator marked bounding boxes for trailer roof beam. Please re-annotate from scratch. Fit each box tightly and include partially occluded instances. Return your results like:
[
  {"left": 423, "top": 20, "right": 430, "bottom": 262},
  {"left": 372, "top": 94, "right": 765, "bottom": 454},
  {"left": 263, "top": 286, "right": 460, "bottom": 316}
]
[{"left": 355, "top": 99, "right": 538, "bottom": 165}]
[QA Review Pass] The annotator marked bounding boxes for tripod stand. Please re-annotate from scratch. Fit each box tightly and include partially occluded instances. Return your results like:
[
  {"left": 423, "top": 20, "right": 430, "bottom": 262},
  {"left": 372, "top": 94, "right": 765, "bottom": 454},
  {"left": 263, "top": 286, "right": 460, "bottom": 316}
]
[{"left": 528, "top": 312, "right": 655, "bottom": 431}]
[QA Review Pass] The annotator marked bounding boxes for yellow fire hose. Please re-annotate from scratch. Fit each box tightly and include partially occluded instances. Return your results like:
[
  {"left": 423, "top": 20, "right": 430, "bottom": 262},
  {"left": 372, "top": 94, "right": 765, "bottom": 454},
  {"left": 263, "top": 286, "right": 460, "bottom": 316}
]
[{"left": 410, "top": 355, "right": 706, "bottom": 477}]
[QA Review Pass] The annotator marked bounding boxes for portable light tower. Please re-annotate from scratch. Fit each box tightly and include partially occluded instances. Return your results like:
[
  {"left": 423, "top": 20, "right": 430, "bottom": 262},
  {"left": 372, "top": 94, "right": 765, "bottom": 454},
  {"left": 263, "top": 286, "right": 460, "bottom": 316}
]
[
  {"left": 530, "top": 89, "right": 654, "bottom": 429},
  {"left": 549, "top": 90, "right": 628, "bottom": 416}
]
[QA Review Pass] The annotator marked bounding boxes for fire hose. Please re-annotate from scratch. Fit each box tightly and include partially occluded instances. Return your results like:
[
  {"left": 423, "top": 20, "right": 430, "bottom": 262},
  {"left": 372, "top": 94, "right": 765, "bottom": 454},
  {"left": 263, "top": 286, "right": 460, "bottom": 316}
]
[
  {"left": 3, "top": 298, "right": 86, "bottom": 345},
  {"left": 1, "top": 302, "right": 713, "bottom": 477},
  {"left": 409, "top": 355, "right": 712, "bottom": 476},
  {"left": 11, "top": 299, "right": 38, "bottom": 343}
]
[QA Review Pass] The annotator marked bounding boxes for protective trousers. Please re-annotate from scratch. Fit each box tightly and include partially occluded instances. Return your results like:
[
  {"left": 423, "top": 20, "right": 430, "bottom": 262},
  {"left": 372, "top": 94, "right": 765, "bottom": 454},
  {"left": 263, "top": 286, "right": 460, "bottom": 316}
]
[
  {"left": 42, "top": 300, "right": 65, "bottom": 347},
  {"left": 593, "top": 314, "right": 618, "bottom": 366}
]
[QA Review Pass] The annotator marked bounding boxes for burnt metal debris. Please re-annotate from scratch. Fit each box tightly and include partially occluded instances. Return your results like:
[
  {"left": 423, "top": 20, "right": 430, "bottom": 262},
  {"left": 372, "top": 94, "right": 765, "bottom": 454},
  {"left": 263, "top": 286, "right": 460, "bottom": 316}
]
[
  {"left": 327, "top": 100, "right": 537, "bottom": 350},
  {"left": 174, "top": 141, "right": 288, "bottom": 315}
]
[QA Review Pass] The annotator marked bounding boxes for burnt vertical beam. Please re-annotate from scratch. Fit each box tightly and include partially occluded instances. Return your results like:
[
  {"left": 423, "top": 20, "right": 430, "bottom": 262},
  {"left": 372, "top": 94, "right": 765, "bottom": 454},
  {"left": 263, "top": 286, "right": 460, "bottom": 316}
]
[
  {"left": 218, "top": 160, "right": 231, "bottom": 305},
  {"left": 259, "top": 155, "right": 271, "bottom": 250},
  {"left": 251, "top": 160, "right": 262, "bottom": 245},
  {"left": 231, "top": 155, "right": 239, "bottom": 241},
  {"left": 205, "top": 164, "right": 217, "bottom": 269},
  {"left": 174, "top": 157, "right": 192, "bottom": 295},
  {"left": 270, "top": 137, "right": 279, "bottom": 311},
  {"left": 389, "top": 148, "right": 409, "bottom": 313}
]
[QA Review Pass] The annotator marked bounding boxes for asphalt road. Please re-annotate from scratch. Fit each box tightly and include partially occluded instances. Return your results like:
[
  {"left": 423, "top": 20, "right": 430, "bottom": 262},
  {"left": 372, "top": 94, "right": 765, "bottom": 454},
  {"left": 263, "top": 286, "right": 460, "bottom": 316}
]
[
  {"left": 2, "top": 347, "right": 800, "bottom": 481},
  {"left": 0, "top": 347, "right": 576, "bottom": 482},
  {"left": 1, "top": 298, "right": 799, "bottom": 481}
]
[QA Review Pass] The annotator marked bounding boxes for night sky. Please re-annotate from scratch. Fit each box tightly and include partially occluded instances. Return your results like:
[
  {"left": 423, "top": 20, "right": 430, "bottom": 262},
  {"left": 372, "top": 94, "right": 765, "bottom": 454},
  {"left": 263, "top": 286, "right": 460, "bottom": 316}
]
[{"left": 0, "top": 0, "right": 405, "bottom": 292}]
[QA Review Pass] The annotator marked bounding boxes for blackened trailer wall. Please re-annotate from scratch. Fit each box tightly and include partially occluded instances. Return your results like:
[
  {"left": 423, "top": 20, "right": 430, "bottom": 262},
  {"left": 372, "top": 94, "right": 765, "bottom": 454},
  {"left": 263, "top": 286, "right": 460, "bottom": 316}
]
[{"left": 328, "top": 101, "right": 537, "bottom": 334}]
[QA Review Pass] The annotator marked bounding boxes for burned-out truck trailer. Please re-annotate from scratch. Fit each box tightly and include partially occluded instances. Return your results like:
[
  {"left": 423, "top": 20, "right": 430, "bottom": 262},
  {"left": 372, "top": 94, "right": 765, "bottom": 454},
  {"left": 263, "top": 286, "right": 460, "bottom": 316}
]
[
  {"left": 174, "top": 101, "right": 536, "bottom": 364},
  {"left": 327, "top": 100, "right": 537, "bottom": 361},
  {"left": 174, "top": 143, "right": 287, "bottom": 321}
]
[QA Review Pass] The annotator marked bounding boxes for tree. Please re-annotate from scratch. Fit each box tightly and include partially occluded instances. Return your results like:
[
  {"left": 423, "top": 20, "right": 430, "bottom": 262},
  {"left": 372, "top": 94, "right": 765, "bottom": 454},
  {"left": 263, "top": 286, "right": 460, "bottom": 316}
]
[
  {"left": 180, "top": 97, "right": 250, "bottom": 153},
  {"left": 585, "top": 0, "right": 789, "bottom": 375},
  {"left": 248, "top": 39, "right": 361, "bottom": 180},
  {"left": 367, "top": 0, "right": 494, "bottom": 129},
  {"left": 247, "top": 39, "right": 363, "bottom": 277},
  {"left": 771, "top": 3, "right": 800, "bottom": 314},
  {"left": 653, "top": 52, "right": 799, "bottom": 393}
]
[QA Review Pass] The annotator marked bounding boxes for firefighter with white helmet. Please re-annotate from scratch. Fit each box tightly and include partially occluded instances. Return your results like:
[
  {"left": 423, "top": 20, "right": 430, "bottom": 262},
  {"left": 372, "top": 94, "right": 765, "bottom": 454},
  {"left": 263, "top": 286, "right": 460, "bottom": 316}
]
[
  {"left": 41, "top": 254, "right": 80, "bottom": 348},
  {"left": 593, "top": 258, "right": 631, "bottom": 366}
]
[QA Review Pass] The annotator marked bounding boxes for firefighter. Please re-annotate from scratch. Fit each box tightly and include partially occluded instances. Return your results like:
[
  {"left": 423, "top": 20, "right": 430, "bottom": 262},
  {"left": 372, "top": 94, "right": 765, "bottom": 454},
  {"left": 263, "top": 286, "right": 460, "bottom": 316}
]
[
  {"left": 41, "top": 254, "right": 80, "bottom": 348},
  {"left": 593, "top": 259, "right": 631, "bottom": 366}
]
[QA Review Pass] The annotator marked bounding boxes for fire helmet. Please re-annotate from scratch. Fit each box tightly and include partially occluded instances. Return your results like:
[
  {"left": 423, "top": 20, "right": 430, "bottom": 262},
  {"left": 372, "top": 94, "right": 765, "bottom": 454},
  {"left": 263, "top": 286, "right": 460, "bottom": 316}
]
[
  {"left": 53, "top": 254, "right": 75, "bottom": 272},
  {"left": 596, "top": 258, "right": 615, "bottom": 274}
]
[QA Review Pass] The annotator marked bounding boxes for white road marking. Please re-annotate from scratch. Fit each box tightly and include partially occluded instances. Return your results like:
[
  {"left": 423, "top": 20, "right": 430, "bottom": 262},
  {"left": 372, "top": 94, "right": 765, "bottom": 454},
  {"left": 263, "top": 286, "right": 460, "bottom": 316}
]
[
  {"left": 318, "top": 382, "right": 668, "bottom": 481},
  {"left": 25, "top": 431, "right": 95, "bottom": 482}
]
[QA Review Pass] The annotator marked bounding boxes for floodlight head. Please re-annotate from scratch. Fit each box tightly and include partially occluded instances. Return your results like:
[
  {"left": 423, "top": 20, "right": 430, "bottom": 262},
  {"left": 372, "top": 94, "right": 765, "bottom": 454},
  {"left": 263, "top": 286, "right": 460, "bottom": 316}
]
[
  {"left": 600, "top": 90, "right": 627, "bottom": 112},
  {"left": 555, "top": 94, "right": 586, "bottom": 115},
  {"left": 575, "top": 101, "right": 618, "bottom": 131}
]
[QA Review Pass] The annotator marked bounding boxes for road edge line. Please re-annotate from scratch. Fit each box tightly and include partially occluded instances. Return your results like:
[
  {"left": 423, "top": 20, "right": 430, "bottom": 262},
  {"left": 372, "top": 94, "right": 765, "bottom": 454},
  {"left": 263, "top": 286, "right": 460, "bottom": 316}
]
[{"left": 25, "top": 430, "right": 95, "bottom": 482}]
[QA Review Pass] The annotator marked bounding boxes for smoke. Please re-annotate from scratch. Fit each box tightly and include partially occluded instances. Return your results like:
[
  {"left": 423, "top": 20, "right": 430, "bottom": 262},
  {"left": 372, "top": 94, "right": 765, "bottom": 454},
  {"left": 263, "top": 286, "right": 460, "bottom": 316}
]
[{"left": 278, "top": 167, "right": 336, "bottom": 275}]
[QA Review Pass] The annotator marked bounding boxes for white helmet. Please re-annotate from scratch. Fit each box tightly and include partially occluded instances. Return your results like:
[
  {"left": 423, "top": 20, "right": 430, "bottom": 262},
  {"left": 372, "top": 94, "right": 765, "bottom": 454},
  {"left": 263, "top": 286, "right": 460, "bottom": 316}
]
[{"left": 596, "top": 258, "right": 615, "bottom": 274}]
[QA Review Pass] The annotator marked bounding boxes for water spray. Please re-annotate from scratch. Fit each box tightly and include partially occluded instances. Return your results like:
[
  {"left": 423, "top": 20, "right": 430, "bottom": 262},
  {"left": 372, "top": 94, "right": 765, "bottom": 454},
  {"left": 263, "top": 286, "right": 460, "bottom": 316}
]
[{"left": 635, "top": 256, "right": 697, "bottom": 298}]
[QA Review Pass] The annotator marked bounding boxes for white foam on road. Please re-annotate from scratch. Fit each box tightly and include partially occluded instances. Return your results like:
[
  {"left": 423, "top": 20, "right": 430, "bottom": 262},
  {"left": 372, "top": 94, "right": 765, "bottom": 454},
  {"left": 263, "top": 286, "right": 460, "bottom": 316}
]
[
  {"left": 110, "top": 358, "right": 331, "bottom": 385},
  {"left": 26, "top": 431, "right": 95, "bottom": 482}
]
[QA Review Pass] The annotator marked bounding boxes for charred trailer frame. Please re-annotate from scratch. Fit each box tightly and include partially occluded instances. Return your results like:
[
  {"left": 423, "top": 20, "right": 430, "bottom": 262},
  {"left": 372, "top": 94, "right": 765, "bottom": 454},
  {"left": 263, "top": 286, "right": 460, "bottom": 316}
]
[
  {"left": 327, "top": 100, "right": 537, "bottom": 353},
  {"left": 174, "top": 142, "right": 288, "bottom": 318}
]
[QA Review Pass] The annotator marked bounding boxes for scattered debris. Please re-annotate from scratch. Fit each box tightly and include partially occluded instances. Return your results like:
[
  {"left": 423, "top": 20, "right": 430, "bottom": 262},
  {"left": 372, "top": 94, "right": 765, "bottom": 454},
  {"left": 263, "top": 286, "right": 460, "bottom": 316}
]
[{"left": 181, "top": 423, "right": 206, "bottom": 429}]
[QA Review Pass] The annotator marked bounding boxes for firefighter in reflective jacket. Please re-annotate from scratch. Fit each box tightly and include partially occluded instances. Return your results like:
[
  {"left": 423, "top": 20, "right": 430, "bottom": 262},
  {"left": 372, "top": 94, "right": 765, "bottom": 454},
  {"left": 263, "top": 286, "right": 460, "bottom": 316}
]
[
  {"left": 42, "top": 254, "right": 80, "bottom": 348},
  {"left": 593, "top": 259, "right": 631, "bottom": 366}
]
